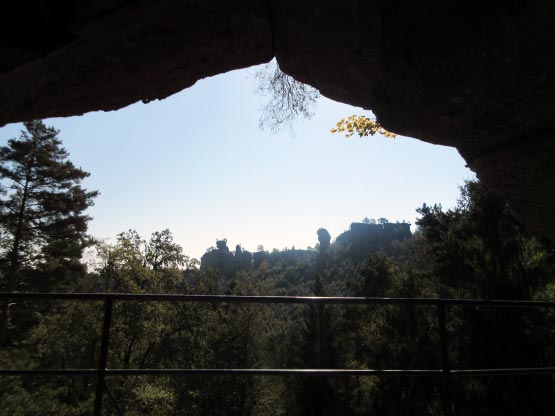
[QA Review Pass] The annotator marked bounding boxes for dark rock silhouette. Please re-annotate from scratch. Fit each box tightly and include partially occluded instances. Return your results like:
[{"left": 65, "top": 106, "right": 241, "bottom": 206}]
[
  {"left": 336, "top": 222, "right": 412, "bottom": 263},
  {"left": 2, "top": 1, "right": 554, "bottom": 241},
  {"left": 200, "top": 239, "right": 235, "bottom": 277},
  {"left": 317, "top": 228, "right": 331, "bottom": 250}
]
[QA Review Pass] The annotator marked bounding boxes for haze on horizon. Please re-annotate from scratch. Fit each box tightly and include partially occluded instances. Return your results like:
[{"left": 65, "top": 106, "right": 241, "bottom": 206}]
[{"left": 0, "top": 65, "right": 474, "bottom": 260}]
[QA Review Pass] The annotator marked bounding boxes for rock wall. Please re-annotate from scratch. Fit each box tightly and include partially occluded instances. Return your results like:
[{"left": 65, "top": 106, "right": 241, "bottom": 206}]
[
  {"left": 1, "top": 0, "right": 554, "bottom": 240},
  {"left": 0, "top": 0, "right": 272, "bottom": 122}
]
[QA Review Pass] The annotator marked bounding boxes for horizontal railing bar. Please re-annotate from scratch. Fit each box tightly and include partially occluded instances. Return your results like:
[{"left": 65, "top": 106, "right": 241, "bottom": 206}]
[
  {"left": 106, "top": 369, "right": 442, "bottom": 376},
  {"left": 0, "top": 369, "right": 447, "bottom": 377},
  {"left": 3, "top": 367, "right": 555, "bottom": 377},
  {"left": 1, "top": 292, "right": 555, "bottom": 308}
]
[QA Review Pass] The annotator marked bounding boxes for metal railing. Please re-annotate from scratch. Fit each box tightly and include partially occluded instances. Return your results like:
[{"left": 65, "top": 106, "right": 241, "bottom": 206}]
[{"left": 1, "top": 292, "right": 555, "bottom": 415}]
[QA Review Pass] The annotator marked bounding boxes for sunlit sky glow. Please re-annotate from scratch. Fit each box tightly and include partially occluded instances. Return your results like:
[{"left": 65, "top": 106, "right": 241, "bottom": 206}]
[{"left": 0, "top": 65, "right": 474, "bottom": 259}]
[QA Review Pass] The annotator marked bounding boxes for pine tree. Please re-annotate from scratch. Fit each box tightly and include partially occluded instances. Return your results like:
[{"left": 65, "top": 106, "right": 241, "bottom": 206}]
[{"left": 0, "top": 120, "right": 97, "bottom": 343}]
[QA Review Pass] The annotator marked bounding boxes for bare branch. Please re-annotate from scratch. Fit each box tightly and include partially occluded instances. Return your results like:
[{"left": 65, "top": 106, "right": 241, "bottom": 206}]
[{"left": 255, "top": 60, "right": 319, "bottom": 133}]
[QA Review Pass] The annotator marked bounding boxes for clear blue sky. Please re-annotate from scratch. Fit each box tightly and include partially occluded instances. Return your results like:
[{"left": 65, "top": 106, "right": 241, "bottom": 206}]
[{"left": 0, "top": 65, "right": 474, "bottom": 260}]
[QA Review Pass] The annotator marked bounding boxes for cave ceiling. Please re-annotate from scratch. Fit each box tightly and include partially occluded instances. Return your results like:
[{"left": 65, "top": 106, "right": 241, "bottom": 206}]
[{"left": 1, "top": 0, "right": 554, "bottom": 241}]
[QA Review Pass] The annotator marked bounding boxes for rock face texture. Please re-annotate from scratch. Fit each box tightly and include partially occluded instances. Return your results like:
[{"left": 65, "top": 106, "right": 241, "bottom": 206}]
[
  {"left": 1, "top": 1, "right": 554, "bottom": 241},
  {"left": 0, "top": 1, "right": 273, "bottom": 121}
]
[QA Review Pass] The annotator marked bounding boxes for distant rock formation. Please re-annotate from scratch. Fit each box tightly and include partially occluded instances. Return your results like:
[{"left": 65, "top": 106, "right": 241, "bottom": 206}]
[
  {"left": 335, "top": 222, "right": 412, "bottom": 263},
  {"left": 200, "top": 239, "right": 235, "bottom": 276},
  {"left": 200, "top": 222, "right": 411, "bottom": 278}
]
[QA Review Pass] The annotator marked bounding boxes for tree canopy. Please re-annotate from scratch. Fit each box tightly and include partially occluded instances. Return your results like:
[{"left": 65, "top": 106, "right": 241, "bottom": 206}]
[
  {"left": 0, "top": 121, "right": 97, "bottom": 343},
  {"left": 0, "top": 122, "right": 554, "bottom": 415}
]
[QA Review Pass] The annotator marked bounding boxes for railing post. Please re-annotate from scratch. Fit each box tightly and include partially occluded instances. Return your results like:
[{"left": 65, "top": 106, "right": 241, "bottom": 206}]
[
  {"left": 94, "top": 297, "right": 113, "bottom": 416},
  {"left": 437, "top": 303, "right": 453, "bottom": 416}
]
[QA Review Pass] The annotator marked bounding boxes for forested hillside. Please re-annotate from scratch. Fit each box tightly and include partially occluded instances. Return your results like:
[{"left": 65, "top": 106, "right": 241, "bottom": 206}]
[{"left": 1, "top": 123, "right": 555, "bottom": 415}]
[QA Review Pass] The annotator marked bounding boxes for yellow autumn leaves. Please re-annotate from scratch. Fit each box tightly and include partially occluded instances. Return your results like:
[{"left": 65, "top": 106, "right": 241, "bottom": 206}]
[{"left": 330, "top": 115, "right": 396, "bottom": 138}]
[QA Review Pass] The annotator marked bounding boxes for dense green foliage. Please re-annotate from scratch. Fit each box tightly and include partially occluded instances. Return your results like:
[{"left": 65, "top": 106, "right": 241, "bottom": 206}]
[
  {"left": 1, "top": 123, "right": 555, "bottom": 415},
  {"left": 0, "top": 121, "right": 97, "bottom": 346}
]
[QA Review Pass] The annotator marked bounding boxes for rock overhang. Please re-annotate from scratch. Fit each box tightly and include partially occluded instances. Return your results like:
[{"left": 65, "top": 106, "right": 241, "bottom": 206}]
[{"left": 1, "top": 0, "right": 554, "bottom": 241}]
